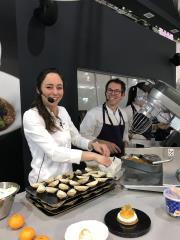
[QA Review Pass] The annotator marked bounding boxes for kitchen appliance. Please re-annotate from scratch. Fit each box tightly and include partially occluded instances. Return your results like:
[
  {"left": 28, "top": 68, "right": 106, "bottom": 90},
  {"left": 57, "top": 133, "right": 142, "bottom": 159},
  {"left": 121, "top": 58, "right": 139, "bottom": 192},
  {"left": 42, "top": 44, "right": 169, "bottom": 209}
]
[{"left": 131, "top": 80, "right": 180, "bottom": 135}]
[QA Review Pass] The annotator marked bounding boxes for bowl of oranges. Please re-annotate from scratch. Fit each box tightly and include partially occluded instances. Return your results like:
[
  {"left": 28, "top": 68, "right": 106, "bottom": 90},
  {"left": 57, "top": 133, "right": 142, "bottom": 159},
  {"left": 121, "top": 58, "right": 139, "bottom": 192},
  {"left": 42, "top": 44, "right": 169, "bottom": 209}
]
[{"left": 0, "top": 182, "right": 20, "bottom": 220}]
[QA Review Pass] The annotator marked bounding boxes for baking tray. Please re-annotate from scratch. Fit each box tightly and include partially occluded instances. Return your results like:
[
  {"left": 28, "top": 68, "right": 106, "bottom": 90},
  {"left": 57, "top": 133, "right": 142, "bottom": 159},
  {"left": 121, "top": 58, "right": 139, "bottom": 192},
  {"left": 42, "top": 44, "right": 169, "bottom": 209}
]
[
  {"left": 121, "top": 154, "right": 162, "bottom": 173},
  {"left": 26, "top": 180, "right": 115, "bottom": 216}
]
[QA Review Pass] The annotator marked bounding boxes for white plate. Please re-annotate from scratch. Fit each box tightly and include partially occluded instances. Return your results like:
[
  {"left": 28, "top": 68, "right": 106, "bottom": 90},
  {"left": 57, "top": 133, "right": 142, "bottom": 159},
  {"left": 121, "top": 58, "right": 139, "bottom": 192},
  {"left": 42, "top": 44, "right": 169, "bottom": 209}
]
[{"left": 64, "top": 220, "right": 109, "bottom": 240}]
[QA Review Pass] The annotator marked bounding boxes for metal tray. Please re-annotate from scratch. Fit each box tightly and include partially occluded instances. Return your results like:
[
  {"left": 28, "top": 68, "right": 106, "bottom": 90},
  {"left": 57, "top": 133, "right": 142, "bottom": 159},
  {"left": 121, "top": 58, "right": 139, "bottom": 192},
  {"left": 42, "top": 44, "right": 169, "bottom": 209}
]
[
  {"left": 121, "top": 154, "right": 162, "bottom": 173},
  {"left": 26, "top": 179, "right": 115, "bottom": 216}
]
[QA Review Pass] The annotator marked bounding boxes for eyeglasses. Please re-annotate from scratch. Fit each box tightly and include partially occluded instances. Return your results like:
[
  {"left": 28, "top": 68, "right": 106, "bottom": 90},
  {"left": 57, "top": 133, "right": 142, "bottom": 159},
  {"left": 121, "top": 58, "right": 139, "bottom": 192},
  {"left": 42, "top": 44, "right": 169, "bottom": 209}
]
[{"left": 107, "top": 88, "right": 123, "bottom": 95}]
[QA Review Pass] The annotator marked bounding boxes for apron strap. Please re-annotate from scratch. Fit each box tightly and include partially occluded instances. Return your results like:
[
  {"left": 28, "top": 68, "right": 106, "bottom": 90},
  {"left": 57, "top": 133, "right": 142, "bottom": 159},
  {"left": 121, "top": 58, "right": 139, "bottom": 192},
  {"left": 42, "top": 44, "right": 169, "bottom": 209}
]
[{"left": 103, "top": 103, "right": 125, "bottom": 126}]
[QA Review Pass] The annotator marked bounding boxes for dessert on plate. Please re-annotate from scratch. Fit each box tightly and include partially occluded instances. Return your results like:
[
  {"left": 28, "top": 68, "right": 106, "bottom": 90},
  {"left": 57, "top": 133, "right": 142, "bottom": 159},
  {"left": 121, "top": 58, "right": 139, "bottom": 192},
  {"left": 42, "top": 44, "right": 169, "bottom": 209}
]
[
  {"left": 79, "top": 228, "right": 93, "bottom": 240},
  {"left": 117, "top": 204, "right": 138, "bottom": 225}
]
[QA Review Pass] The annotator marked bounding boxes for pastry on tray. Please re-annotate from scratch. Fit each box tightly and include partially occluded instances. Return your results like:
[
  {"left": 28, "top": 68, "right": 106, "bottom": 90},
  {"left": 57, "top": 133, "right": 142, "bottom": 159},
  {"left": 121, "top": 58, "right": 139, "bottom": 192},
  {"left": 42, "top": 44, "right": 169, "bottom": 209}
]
[{"left": 117, "top": 204, "right": 138, "bottom": 226}]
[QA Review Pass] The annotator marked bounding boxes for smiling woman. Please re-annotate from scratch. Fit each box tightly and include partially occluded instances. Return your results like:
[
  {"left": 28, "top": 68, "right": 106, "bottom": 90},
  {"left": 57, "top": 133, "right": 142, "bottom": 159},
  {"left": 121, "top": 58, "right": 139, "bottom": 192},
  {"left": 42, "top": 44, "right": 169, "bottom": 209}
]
[{"left": 23, "top": 68, "right": 111, "bottom": 184}]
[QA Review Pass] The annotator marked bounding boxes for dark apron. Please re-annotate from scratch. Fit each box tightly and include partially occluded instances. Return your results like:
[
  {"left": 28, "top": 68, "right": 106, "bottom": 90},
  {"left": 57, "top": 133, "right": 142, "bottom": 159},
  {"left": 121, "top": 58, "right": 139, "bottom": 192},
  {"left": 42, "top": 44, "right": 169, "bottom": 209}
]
[
  {"left": 131, "top": 104, "right": 152, "bottom": 140},
  {"left": 97, "top": 103, "right": 125, "bottom": 157}
]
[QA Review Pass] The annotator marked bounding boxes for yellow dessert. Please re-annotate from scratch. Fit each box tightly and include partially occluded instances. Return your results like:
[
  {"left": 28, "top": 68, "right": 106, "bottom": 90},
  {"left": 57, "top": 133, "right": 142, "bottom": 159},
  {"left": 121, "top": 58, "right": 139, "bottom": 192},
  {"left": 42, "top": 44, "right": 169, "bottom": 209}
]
[{"left": 117, "top": 204, "right": 138, "bottom": 225}]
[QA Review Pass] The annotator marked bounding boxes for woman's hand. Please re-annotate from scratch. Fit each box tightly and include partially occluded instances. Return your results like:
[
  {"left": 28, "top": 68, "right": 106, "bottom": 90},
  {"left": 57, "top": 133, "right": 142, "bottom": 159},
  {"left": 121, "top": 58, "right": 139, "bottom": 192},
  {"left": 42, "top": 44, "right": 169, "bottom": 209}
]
[
  {"left": 81, "top": 151, "right": 112, "bottom": 167},
  {"left": 95, "top": 154, "right": 112, "bottom": 167},
  {"left": 90, "top": 141, "right": 110, "bottom": 157}
]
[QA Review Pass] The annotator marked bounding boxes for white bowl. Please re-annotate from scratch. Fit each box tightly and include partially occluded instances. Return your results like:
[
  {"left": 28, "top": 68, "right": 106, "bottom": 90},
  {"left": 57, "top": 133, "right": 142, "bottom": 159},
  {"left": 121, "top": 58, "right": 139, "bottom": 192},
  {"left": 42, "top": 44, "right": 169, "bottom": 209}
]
[{"left": 64, "top": 220, "right": 109, "bottom": 240}]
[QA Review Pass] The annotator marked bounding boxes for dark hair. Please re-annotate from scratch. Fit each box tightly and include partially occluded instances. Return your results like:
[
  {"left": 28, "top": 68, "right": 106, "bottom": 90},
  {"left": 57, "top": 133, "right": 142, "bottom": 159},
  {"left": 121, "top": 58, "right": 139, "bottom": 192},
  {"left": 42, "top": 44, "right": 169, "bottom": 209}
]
[
  {"left": 31, "top": 68, "right": 63, "bottom": 133},
  {"left": 126, "top": 82, "right": 147, "bottom": 106},
  {"left": 105, "top": 78, "right": 126, "bottom": 93}
]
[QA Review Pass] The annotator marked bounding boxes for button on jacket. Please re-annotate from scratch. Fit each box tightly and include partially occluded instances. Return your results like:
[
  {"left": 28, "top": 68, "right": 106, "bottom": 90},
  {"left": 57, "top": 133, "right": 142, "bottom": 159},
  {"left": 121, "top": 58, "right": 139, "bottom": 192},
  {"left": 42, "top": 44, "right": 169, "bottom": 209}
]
[{"left": 23, "top": 106, "right": 90, "bottom": 184}]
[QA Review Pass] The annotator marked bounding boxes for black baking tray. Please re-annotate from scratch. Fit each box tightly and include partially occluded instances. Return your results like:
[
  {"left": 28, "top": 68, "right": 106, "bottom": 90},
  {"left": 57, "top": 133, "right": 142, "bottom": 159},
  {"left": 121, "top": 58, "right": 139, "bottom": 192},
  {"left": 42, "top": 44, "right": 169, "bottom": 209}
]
[
  {"left": 121, "top": 154, "right": 162, "bottom": 173},
  {"left": 26, "top": 180, "right": 115, "bottom": 216}
]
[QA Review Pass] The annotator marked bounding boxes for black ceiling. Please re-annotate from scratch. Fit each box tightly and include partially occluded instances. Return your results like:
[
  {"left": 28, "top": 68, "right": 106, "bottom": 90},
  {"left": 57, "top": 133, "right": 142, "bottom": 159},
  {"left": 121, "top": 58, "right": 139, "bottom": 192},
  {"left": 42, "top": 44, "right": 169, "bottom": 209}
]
[{"left": 105, "top": 0, "right": 180, "bottom": 40}]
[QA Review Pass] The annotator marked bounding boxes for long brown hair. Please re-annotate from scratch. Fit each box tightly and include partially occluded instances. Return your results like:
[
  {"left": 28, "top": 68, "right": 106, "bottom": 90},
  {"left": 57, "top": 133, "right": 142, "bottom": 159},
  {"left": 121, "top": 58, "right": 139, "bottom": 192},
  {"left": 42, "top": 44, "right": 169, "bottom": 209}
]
[{"left": 31, "top": 68, "right": 63, "bottom": 132}]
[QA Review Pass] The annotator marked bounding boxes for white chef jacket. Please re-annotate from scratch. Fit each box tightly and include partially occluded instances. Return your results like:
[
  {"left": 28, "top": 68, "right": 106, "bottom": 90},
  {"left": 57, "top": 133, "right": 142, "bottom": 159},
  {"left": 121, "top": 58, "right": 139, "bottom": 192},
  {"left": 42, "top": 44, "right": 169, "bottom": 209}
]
[
  {"left": 23, "top": 106, "right": 90, "bottom": 184},
  {"left": 80, "top": 104, "right": 129, "bottom": 143}
]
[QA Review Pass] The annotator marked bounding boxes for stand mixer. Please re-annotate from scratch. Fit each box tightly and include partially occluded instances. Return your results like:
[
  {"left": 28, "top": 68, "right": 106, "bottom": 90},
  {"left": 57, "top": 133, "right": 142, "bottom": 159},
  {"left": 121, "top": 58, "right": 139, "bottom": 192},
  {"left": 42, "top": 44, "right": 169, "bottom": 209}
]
[{"left": 130, "top": 80, "right": 180, "bottom": 135}]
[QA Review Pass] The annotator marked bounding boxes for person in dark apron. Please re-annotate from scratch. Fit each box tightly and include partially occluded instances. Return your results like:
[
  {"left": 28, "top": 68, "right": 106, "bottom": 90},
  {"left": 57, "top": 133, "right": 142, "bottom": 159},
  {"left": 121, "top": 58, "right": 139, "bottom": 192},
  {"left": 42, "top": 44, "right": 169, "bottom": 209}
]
[
  {"left": 97, "top": 103, "right": 125, "bottom": 157},
  {"left": 80, "top": 78, "right": 129, "bottom": 157}
]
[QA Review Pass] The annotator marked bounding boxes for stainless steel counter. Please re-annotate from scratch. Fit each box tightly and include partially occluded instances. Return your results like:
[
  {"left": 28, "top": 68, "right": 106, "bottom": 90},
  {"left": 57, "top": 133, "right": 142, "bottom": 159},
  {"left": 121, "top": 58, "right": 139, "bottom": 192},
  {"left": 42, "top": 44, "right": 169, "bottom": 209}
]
[{"left": 0, "top": 186, "right": 180, "bottom": 239}]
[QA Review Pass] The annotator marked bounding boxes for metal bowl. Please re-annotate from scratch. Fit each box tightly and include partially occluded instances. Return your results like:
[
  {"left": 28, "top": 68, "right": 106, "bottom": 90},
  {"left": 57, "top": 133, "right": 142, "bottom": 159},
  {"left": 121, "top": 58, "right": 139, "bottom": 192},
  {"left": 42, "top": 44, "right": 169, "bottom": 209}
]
[{"left": 0, "top": 182, "right": 20, "bottom": 220}]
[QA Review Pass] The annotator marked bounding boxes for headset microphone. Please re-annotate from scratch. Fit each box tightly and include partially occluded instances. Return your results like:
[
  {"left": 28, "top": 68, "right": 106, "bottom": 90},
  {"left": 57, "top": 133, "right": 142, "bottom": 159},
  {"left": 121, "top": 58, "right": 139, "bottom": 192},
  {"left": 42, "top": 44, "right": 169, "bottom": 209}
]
[
  {"left": 39, "top": 91, "right": 55, "bottom": 103},
  {"left": 47, "top": 96, "right": 55, "bottom": 103}
]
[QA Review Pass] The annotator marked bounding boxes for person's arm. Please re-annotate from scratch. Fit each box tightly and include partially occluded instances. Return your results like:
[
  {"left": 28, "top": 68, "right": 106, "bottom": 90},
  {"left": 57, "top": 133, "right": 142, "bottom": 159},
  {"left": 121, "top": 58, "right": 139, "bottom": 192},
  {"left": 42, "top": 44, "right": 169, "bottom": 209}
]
[
  {"left": 121, "top": 109, "right": 129, "bottom": 144},
  {"left": 80, "top": 109, "right": 99, "bottom": 140},
  {"left": 63, "top": 108, "right": 110, "bottom": 156},
  {"left": 23, "top": 109, "right": 83, "bottom": 165},
  {"left": 81, "top": 151, "right": 111, "bottom": 166},
  {"left": 23, "top": 109, "right": 111, "bottom": 167}
]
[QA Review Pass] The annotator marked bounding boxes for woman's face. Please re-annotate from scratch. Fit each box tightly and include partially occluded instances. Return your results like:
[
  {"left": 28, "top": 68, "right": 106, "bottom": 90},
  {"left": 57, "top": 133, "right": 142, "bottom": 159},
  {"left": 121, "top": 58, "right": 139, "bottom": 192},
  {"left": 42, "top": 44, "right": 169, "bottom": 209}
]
[{"left": 40, "top": 72, "right": 64, "bottom": 106}]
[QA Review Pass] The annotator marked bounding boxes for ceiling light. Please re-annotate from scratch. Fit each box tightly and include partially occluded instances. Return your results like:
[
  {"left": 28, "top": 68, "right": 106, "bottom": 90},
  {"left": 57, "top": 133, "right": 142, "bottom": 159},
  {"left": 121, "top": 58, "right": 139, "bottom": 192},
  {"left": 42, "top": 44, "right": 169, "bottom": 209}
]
[
  {"left": 143, "top": 12, "right": 155, "bottom": 19},
  {"left": 170, "top": 29, "right": 179, "bottom": 34}
]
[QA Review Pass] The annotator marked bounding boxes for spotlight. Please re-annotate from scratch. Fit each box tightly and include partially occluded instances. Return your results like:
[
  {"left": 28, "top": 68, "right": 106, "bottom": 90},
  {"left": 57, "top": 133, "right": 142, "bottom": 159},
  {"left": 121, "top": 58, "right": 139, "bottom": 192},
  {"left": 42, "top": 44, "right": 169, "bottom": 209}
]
[
  {"left": 170, "top": 53, "right": 180, "bottom": 66},
  {"left": 34, "top": 0, "right": 80, "bottom": 26}
]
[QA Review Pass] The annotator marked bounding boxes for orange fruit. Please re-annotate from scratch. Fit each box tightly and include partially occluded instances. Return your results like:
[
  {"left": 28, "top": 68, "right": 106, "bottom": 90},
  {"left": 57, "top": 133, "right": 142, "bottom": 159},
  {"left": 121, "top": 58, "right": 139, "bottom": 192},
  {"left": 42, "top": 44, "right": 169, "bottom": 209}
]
[
  {"left": 19, "top": 226, "right": 36, "bottom": 240},
  {"left": 34, "top": 235, "right": 49, "bottom": 240},
  {"left": 8, "top": 213, "right": 25, "bottom": 230}
]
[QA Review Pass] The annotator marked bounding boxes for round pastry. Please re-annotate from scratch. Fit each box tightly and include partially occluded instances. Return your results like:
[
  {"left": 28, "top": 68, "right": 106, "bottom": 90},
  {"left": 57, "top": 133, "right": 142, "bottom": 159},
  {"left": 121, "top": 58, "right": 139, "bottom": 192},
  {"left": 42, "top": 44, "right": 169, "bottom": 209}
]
[
  {"left": 117, "top": 204, "right": 138, "bottom": 226},
  {"left": 0, "top": 97, "right": 15, "bottom": 131}
]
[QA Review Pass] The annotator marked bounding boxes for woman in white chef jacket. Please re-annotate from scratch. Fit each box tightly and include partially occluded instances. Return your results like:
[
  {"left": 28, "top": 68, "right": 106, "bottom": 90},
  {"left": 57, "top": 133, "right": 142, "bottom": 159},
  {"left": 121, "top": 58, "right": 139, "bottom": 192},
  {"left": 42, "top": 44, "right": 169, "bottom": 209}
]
[{"left": 23, "top": 68, "right": 111, "bottom": 184}]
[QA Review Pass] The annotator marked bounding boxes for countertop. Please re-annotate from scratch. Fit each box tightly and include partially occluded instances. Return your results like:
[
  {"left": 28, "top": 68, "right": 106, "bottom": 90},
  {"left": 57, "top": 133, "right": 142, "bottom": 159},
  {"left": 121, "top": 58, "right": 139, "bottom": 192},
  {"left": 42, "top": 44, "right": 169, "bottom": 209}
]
[
  {"left": 0, "top": 186, "right": 180, "bottom": 239},
  {"left": 1, "top": 147, "right": 179, "bottom": 239}
]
